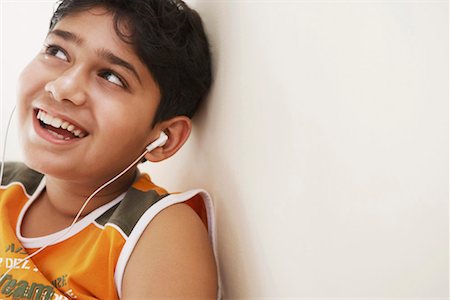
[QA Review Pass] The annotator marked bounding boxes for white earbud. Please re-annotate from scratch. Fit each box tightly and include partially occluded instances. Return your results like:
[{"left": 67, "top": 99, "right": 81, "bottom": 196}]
[{"left": 146, "top": 131, "right": 168, "bottom": 152}]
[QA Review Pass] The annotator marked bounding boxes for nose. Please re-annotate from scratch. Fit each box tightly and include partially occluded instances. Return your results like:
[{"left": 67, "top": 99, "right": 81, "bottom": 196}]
[{"left": 44, "top": 67, "right": 88, "bottom": 106}]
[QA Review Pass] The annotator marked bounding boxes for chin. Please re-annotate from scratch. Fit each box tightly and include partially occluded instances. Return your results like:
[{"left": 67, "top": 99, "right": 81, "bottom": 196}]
[{"left": 21, "top": 149, "right": 74, "bottom": 180}]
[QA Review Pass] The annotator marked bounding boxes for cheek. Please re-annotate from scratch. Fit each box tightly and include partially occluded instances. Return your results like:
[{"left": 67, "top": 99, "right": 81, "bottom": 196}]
[
  {"left": 16, "top": 65, "right": 34, "bottom": 122},
  {"left": 93, "top": 95, "right": 156, "bottom": 139},
  {"left": 97, "top": 109, "right": 153, "bottom": 154},
  {"left": 107, "top": 116, "right": 149, "bottom": 143},
  {"left": 17, "top": 59, "right": 54, "bottom": 120},
  {"left": 17, "top": 61, "right": 45, "bottom": 103},
  {"left": 18, "top": 60, "right": 40, "bottom": 94}
]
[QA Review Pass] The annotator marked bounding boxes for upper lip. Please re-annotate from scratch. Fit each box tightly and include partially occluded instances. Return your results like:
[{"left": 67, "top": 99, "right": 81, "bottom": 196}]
[{"left": 33, "top": 105, "right": 90, "bottom": 134}]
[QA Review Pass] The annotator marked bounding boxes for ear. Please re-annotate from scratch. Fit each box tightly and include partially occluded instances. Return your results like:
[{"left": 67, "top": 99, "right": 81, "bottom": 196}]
[{"left": 144, "top": 116, "right": 192, "bottom": 162}]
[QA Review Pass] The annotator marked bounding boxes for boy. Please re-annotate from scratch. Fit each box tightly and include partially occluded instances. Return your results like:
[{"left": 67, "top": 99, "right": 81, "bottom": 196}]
[{"left": 0, "top": 0, "right": 219, "bottom": 299}]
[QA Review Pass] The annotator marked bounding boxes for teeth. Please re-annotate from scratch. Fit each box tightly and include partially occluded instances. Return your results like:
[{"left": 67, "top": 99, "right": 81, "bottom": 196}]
[
  {"left": 51, "top": 117, "right": 63, "bottom": 128},
  {"left": 43, "top": 114, "right": 53, "bottom": 125},
  {"left": 47, "top": 129, "right": 65, "bottom": 140},
  {"left": 36, "top": 109, "right": 87, "bottom": 138}
]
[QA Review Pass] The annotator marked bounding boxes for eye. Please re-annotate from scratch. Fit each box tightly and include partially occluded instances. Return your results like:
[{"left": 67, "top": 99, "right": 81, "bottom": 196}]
[
  {"left": 99, "top": 70, "right": 127, "bottom": 89},
  {"left": 44, "top": 44, "right": 68, "bottom": 61}
]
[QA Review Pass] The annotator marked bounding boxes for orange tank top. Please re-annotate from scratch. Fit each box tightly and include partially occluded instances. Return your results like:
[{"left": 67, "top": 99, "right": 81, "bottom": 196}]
[{"left": 0, "top": 162, "right": 220, "bottom": 299}]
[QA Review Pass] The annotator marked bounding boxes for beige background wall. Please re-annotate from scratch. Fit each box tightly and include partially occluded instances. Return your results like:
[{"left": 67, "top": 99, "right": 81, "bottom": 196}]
[{"left": 1, "top": 0, "right": 448, "bottom": 298}]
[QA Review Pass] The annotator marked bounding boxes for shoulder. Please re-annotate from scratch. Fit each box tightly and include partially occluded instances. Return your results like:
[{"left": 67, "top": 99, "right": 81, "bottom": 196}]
[{"left": 121, "top": 202, "right": 218, "bottom": 298}]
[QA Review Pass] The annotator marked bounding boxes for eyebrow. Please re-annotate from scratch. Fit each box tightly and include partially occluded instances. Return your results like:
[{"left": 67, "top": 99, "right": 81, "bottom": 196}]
[
  {"left": 48, "top": 29, "right": 83, "bottom": 45},
  {"left": 47, "top": 29, "right": 142, "bottom": 85},
  {"left": 95, "top": 48, "right": 142, "bottom": 85}
]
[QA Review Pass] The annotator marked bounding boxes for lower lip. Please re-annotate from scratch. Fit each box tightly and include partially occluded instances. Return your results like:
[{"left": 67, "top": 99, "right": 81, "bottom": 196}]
[{"left": 32, "top": 111, "right": 83, "bottom": 145}]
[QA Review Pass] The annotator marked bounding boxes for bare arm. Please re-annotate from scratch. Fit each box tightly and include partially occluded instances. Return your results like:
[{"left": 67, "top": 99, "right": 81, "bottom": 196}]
[{"left": 122, "top": 203, "right": 218, "bottom": 299}]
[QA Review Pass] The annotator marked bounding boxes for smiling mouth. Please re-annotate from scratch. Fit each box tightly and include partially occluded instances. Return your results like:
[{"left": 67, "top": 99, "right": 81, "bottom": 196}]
[{"left": 35, "top": 109, "right": 89, "bottom": 141}]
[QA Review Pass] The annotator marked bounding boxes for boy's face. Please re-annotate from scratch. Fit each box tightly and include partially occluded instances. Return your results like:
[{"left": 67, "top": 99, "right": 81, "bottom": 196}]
[{"left": 17, "top": 6, "right": 161, "bottom": 183}]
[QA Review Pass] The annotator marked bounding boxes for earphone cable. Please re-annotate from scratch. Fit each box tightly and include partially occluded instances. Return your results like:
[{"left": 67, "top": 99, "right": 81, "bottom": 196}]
[{"left": 0, "top": 148, "right": 148, "bottom": 282}]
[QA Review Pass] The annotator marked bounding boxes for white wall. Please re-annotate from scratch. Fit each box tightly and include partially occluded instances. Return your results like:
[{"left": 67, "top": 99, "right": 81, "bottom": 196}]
[{"left": 1, "top": 1, "right": 448, "bottom": 298}]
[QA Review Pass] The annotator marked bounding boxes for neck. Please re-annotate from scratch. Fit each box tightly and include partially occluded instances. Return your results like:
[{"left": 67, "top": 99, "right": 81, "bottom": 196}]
[{"left": 42, "top": 167, "right": 138, "bottom": 219}]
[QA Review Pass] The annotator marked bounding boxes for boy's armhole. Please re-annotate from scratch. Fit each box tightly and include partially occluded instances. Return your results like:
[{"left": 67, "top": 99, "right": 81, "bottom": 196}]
[{"left": 114, "top": 189, "right": 221, "bottom": 299}]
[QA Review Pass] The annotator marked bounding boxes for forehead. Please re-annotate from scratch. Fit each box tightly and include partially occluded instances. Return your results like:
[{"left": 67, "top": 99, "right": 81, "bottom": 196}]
[{"left": 51, "top": 6, "right": 139, "bottom": 66}]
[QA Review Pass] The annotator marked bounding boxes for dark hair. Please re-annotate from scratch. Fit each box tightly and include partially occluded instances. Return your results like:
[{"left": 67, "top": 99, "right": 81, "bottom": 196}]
[{"left": 49, "top": 0, "right": 212, "bottom": 127}]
